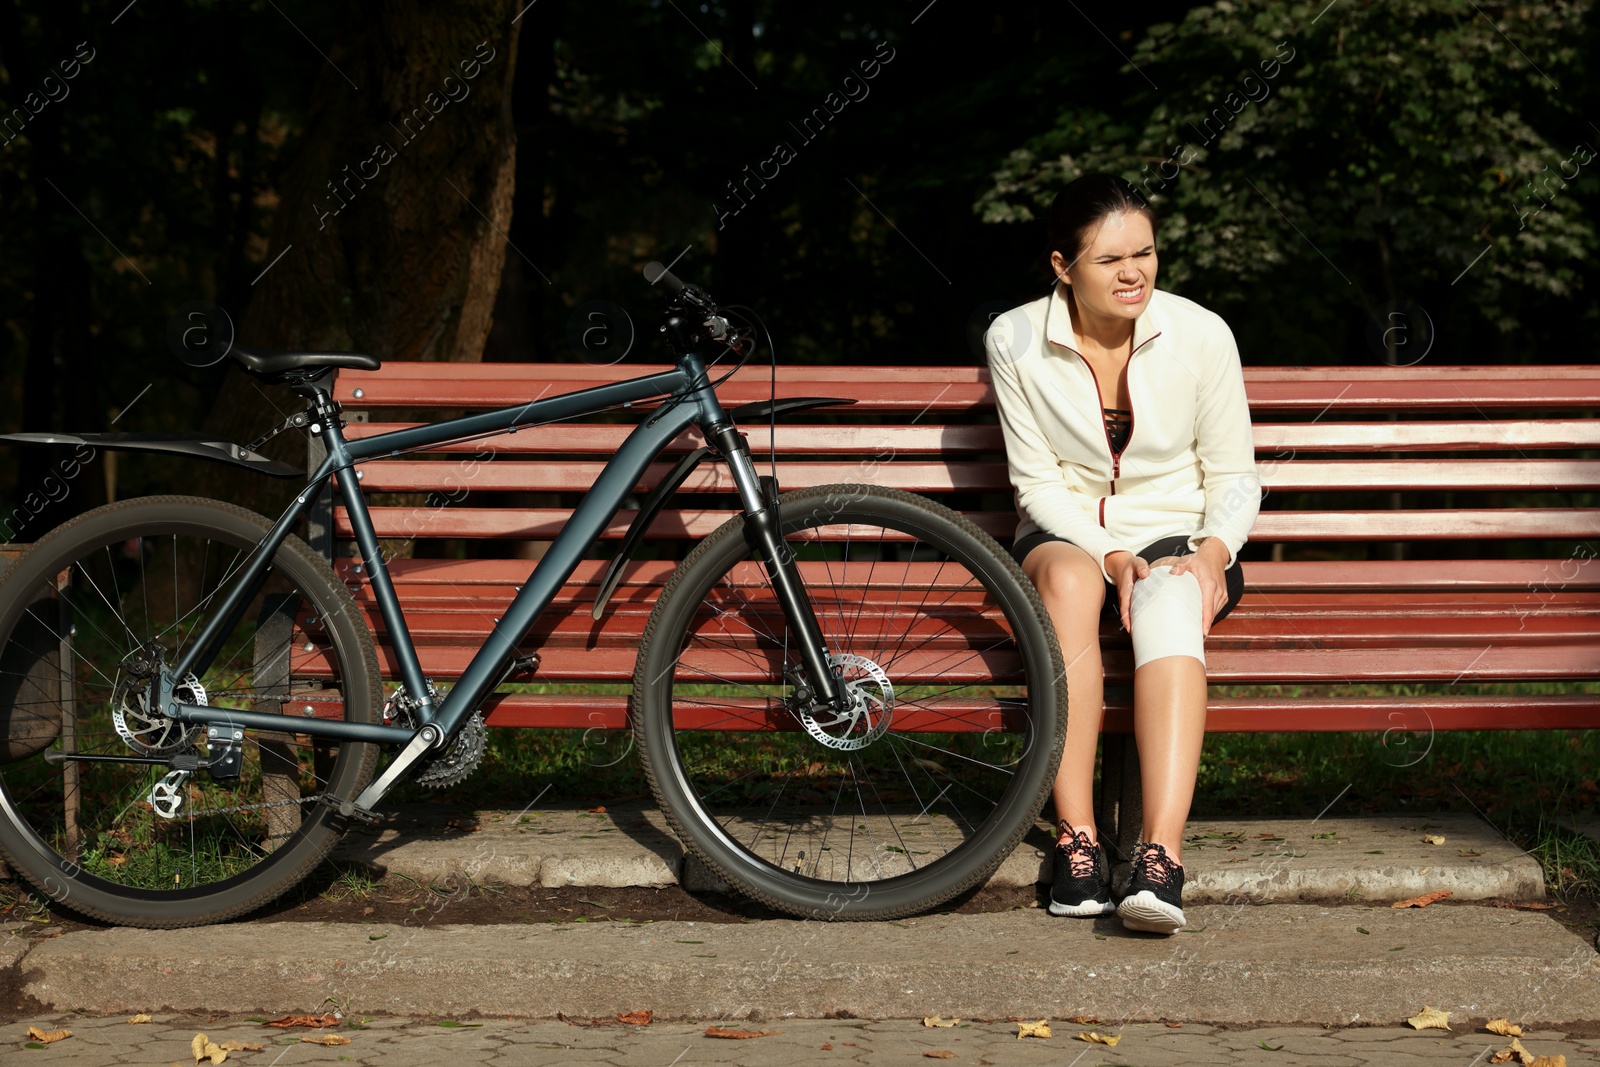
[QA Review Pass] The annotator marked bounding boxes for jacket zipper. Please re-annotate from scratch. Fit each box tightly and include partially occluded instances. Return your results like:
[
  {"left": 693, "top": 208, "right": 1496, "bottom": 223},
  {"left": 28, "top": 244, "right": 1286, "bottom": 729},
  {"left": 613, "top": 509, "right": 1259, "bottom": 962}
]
[{"left": 1075, "top": 333, "right": 1160, "bottom": 525}]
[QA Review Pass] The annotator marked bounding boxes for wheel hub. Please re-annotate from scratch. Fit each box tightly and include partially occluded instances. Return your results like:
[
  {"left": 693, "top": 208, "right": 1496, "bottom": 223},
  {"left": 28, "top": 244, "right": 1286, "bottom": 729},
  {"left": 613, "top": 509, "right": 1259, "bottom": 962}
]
[{"left": 796, "top": 653, "right": 893, "bottom": 751}]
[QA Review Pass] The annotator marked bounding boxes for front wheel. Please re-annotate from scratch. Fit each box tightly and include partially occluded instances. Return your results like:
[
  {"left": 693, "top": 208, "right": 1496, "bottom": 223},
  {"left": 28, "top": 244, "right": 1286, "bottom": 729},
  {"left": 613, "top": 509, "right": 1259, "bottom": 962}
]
[
  {"left": 0, "top": 496, "right": 381, "bottom": 927},
  {"left": 634, "top": 484, "right": 1067, "bottom": 919}
]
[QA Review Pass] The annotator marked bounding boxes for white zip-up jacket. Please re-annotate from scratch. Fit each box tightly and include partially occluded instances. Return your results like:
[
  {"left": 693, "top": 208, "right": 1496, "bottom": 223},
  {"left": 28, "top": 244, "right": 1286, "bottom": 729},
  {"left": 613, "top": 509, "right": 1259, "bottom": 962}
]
[{"left": 984, "top": 283, "right": 1261, "bottom": 580}]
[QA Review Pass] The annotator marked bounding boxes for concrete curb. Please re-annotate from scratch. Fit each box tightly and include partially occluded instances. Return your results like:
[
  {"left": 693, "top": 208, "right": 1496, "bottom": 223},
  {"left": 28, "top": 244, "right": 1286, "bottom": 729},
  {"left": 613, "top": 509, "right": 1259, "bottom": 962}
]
[
  {"left": 333, "top": 808, "right": 1544, "bottom": 903},
  {"left": 14, "top": 905, "right": 1596, "bottom": 1025}
]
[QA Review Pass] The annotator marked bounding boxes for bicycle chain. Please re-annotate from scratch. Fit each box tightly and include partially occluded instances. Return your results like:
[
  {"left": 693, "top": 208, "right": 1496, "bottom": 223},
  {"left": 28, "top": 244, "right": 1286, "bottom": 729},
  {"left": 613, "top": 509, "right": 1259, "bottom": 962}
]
[{"left": 175, "top": 794, "right": 326, "bottom": 819}]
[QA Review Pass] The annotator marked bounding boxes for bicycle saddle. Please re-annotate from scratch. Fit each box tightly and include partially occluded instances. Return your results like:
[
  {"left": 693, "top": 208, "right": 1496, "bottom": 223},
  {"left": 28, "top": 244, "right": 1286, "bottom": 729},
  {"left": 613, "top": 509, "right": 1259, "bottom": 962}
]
[{"left": 229, "top": 347, "right": 381, "bottom": 377}]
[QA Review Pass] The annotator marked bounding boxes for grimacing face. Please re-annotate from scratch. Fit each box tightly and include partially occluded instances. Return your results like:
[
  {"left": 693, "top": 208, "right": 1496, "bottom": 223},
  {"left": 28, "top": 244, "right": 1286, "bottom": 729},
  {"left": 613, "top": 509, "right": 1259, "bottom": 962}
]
[{"left": 1051, "top": 210, "right": 1158, "bottom": 326}]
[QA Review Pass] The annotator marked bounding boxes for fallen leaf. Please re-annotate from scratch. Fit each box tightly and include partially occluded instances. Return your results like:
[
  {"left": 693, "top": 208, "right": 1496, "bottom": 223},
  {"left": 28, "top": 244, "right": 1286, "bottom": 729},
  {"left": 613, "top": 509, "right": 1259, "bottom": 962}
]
[
  {"left": 1016, "top": 1020, "right": 1051, "bottom": 1040},
  {"left": 27, "top": 1026, "right": 71, "bottom": 1043},
  {"left": 190, "top": 1033, "right": 227, "bottom": 1065},
  {"left": 1423, "top": 834, "right": 1446, "bottom": 845},
  {"left": 1165, "top": 1021, "right": 1184, "bottom": 1028},
  {"left": 705, "top": 1026, "right": 781, "bottom": 1039},
  {"left": 821, "top": 1042, "right": 832, "bottom": 1050},
  {"left": 1393, "top": 890, "right": 1453, "bottom": 909},
  {"left": 1260, "top": 1040, "right": 1285, "bottom": 1050},
  {"left": 263, "top": 1014, "right": 340, "bottom": 1028},
  {"left": 588, "top": 805, "right": 607, "bottom": 813},
  {"left": 1459, "top": 849, "right": 1484, "bottom": 857},
  {"left": 300, "top": 1034, "right": 352, "bottom": 1046},
  {"left": 924, "top": 1052, "right": 956, "bottom": 1060},
  {"left": 923, "top": 1015, "right": 959, "bottom": 1028},
  {"left": 617, "top": 1010, "right": 653, "bottom": 1026},
  {"left": 127, "top": 1014, "right": 152, "bottom": 1024},
  {"left": 218, "top": 1041, "right": 265, "bottom": 1052},
  {"left": 1407, "top": 1006, "right": 1451, "bottom": 1031},
  {"left": 1528, "top": 1056, "right": 1567, "bottom": 1067},
  {"left": 1068, "top": 1015, "right": 1100, "bottom": 1024},
  {"left": 1486, "top": 1019, "right": 1524, "bottom": 1037},
  {"left": 1489, "top": 1036, "right": 1532, "bottom": 1063},
  {"left": 1077, "top": 1030, "right": 1120, "bottom": 1046}
]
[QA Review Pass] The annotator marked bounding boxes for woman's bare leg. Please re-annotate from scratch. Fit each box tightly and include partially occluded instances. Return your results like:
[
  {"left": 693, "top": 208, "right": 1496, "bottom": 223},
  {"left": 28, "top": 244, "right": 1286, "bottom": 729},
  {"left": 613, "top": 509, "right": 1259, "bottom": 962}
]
[
  {"left": 1130, "top": 655, "right": 1207, "bottom": 865},
  {"left": 1022, "top": 542, "right": 1107, "bottom": 841}
]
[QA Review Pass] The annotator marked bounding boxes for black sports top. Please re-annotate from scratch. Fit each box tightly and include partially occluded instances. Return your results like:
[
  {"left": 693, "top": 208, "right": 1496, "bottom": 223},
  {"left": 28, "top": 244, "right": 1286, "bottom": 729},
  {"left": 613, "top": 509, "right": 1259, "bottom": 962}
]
[{"left": 1103, "top": 407, "right": 1132, "bottom": 454}]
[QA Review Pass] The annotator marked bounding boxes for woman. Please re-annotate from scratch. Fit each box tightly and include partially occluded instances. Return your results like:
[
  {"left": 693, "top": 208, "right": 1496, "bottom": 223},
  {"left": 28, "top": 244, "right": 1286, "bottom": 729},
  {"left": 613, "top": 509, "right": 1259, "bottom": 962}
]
[{"left": 984, "top": 173, "right": 1260, "bottom": 935}]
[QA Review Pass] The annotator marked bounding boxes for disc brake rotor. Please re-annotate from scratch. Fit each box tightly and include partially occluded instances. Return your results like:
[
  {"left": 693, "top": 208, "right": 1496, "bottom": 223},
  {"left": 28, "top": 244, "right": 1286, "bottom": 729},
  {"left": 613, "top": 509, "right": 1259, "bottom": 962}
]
[
  {"left": 111, "top": 653, "right": 204, "bottom": 756},
  {"left": 796, "top": 653, "right": 894, "bottom": 751}
]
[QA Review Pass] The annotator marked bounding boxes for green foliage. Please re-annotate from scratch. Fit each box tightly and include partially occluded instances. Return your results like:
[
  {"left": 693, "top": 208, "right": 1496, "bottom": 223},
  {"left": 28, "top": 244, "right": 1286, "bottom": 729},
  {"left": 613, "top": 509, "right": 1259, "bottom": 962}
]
[{"left": 977, "top": 0, "right": 1598, "bottom": 358}]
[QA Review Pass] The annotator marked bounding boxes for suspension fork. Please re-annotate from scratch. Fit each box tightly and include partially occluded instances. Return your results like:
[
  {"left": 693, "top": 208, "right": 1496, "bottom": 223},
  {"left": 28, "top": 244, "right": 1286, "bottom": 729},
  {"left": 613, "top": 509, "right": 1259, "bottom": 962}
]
[{"left": 704, "top": 421, "right": 844, "bottom": 710}]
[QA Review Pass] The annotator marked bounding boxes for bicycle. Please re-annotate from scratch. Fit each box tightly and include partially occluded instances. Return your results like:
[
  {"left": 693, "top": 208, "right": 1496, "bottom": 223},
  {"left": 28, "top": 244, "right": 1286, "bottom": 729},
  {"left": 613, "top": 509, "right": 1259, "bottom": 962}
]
[{"left": 0, "top": 264, "right": 1066, "bottom": 927}]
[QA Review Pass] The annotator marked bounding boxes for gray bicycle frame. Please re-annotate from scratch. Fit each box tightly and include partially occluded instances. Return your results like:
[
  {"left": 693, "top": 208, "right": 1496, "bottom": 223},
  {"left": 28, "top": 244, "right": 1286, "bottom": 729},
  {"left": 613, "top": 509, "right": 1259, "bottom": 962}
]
[{"left": 157, "top": 350, "right": 836, "bottom": 749}]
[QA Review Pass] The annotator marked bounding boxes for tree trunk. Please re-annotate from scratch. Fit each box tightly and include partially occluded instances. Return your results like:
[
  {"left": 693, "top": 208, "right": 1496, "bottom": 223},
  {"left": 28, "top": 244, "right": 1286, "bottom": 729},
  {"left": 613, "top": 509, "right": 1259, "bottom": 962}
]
[{"left": 200, "top": 0, "right": 523, "bottom": 511}]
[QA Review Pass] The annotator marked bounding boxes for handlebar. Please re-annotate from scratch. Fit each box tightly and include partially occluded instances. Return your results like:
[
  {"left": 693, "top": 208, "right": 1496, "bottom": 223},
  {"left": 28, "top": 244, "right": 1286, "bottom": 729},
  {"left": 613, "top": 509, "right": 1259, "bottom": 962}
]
[{"left": 642, "top": 260, "right": 749, "bottom": 360}]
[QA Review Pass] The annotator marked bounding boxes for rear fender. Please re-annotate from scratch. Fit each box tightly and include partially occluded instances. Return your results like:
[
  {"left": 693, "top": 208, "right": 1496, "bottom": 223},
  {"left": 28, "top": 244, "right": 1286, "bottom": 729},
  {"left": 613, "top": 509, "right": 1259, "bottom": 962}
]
[{"left": 0, "top": 432, "right": 301, "bottom": 478}]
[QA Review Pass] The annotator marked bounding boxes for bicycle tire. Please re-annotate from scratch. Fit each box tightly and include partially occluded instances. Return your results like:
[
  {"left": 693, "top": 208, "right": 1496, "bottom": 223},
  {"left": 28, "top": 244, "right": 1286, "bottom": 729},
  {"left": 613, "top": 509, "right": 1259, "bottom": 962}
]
[
  {"left": 634, "top": 484, "right": 1066, "bottom": 919},
  {"left": 0, "top": 496, "right": 380, "bottom": 927}
]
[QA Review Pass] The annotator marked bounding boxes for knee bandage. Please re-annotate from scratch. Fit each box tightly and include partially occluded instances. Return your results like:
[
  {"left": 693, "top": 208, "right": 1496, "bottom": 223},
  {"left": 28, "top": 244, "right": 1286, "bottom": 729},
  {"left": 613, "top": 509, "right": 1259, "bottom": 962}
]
[{"left": 1129, "top": 565, "right": 1206, "bottom": 669}]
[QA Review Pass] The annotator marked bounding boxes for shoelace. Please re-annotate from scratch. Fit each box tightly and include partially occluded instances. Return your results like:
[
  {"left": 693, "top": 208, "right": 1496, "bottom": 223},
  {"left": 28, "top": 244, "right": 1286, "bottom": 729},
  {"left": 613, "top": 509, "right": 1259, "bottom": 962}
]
[
  {"left": 1057, "top": 829, "right": 1100, "bottom": 879},
  {"left": 1134, "top": 841, "right": 1182, "bottom": 887}
]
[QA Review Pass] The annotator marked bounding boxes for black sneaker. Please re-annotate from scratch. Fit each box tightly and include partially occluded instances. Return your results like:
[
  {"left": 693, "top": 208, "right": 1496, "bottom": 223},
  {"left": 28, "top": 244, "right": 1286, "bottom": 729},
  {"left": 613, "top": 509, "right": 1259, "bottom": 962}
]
[
  {"left": 1048, "top": 829, "right": 1115, "bottom": 916},
  {"left": 1117, "top": 840, "right": 1186, "bottom": 934}
]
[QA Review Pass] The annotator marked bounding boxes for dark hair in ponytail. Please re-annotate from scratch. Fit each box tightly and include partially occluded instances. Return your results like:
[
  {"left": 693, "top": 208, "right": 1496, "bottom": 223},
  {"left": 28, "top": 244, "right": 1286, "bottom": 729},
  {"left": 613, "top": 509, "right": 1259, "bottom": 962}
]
[{"left": 1046, "top": 173, "right": 1159, "bottom": 267}]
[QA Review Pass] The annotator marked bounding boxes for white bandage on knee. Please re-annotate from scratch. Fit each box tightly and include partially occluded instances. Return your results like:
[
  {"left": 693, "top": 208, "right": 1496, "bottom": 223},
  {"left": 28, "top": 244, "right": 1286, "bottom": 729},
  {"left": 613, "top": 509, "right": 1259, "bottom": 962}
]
[{"left": 1129, "top": 565, "right": 1206, "bottom": 669}]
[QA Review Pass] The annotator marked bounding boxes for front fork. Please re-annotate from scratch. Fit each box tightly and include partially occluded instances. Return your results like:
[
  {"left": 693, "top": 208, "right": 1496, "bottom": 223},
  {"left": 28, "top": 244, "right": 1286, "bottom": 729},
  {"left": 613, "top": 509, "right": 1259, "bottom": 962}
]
[{"left": 706, "top": 423, "right": 845, "bottom": 711}]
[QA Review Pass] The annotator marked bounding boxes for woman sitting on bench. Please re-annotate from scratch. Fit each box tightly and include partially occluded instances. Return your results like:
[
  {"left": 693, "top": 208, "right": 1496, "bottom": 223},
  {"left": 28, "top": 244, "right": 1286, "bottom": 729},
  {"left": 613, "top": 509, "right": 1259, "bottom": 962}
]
[{"left": 984, "top": 172, "right": 1261, "bottom": 935}]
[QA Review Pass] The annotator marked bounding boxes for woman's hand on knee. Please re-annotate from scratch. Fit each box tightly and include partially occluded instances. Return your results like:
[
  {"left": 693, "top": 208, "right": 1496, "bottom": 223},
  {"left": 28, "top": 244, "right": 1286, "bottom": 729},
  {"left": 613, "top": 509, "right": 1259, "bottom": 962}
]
[
  {"left": 1106, "top": 550, "right": 1150, "bottom": 632},
  {"left": 1169, "top": 541, "right": 1230, "bottom": 634}
]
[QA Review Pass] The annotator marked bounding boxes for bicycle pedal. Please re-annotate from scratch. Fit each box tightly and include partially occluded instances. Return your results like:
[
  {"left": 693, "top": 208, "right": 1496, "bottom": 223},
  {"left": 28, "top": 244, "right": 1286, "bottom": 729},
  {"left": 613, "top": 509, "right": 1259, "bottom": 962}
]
[{"left": 319, "top": 794, "right": 381, "bottom": 825}]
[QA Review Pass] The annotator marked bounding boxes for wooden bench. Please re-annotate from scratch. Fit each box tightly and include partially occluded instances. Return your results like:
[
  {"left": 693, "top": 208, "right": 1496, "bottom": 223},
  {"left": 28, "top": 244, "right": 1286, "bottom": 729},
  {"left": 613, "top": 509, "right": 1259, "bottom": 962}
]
[{"left": 315, "top": 362, "right": 1600, "bottom": 857}]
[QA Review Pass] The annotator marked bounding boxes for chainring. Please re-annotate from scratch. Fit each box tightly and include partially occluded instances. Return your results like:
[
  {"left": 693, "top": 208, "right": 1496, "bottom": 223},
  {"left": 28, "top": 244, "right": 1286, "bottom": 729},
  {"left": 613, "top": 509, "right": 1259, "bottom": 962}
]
[
  {"left": 415, "top": 711, "right": 488, "bottom": 789},
  {"left": 384, "top": 684, "right": 487, "bottom": 789}
]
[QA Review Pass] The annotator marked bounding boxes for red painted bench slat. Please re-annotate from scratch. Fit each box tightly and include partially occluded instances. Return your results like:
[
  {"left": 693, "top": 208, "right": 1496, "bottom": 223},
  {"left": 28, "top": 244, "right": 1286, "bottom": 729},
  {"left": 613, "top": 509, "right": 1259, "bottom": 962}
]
[{"left": 344, "top": 418, "right": 1600, "bottom": 455}]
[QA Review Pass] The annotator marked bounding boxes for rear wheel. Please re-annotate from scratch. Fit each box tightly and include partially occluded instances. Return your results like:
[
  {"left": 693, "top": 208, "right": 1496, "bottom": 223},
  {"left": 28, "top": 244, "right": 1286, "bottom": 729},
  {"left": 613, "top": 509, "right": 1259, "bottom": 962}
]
[
  {"left": 634, "top": 484, "right": 1066, "bottom": 919},
  {"left": 0, "top": 496, "right": 380, "bottom": 927}
]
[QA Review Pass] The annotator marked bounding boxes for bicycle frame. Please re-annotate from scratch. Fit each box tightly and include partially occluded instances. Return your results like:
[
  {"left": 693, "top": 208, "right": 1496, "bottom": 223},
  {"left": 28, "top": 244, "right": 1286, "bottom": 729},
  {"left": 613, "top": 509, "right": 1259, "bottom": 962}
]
[{"left": 156, "top": 348, "right": 841, "bottom": 764}]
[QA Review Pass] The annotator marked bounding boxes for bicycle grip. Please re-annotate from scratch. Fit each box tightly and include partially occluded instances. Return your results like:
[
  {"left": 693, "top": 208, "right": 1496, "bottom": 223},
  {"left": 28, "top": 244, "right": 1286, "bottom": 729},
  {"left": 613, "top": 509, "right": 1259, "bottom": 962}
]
[{"left": 642, "top": 260, "right": 686, "bottom": 295}]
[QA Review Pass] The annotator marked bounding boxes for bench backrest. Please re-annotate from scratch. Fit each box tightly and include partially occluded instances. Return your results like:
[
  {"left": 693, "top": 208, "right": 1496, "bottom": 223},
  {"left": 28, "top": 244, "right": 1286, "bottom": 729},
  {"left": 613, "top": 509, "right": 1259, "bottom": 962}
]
[{"left": 329, "top": 362, "right": 1600, "bottom": 549}]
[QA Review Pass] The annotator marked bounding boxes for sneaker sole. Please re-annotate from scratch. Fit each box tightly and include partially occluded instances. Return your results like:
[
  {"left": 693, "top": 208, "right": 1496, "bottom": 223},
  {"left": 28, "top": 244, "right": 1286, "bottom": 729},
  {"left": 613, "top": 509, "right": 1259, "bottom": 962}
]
[
  {"left": 1048, "top": 898, "right": 1116, "bottom": 917},
  {"left": 1116, "top": 891, "right": 1185, "bottom": 934}
]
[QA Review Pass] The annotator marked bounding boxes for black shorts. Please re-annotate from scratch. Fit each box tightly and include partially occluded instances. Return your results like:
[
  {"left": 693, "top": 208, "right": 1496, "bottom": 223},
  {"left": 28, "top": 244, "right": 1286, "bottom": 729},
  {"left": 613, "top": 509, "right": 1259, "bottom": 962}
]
[{"left": 1010, "top": 531, "right": 1244, "bottom": 625}]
